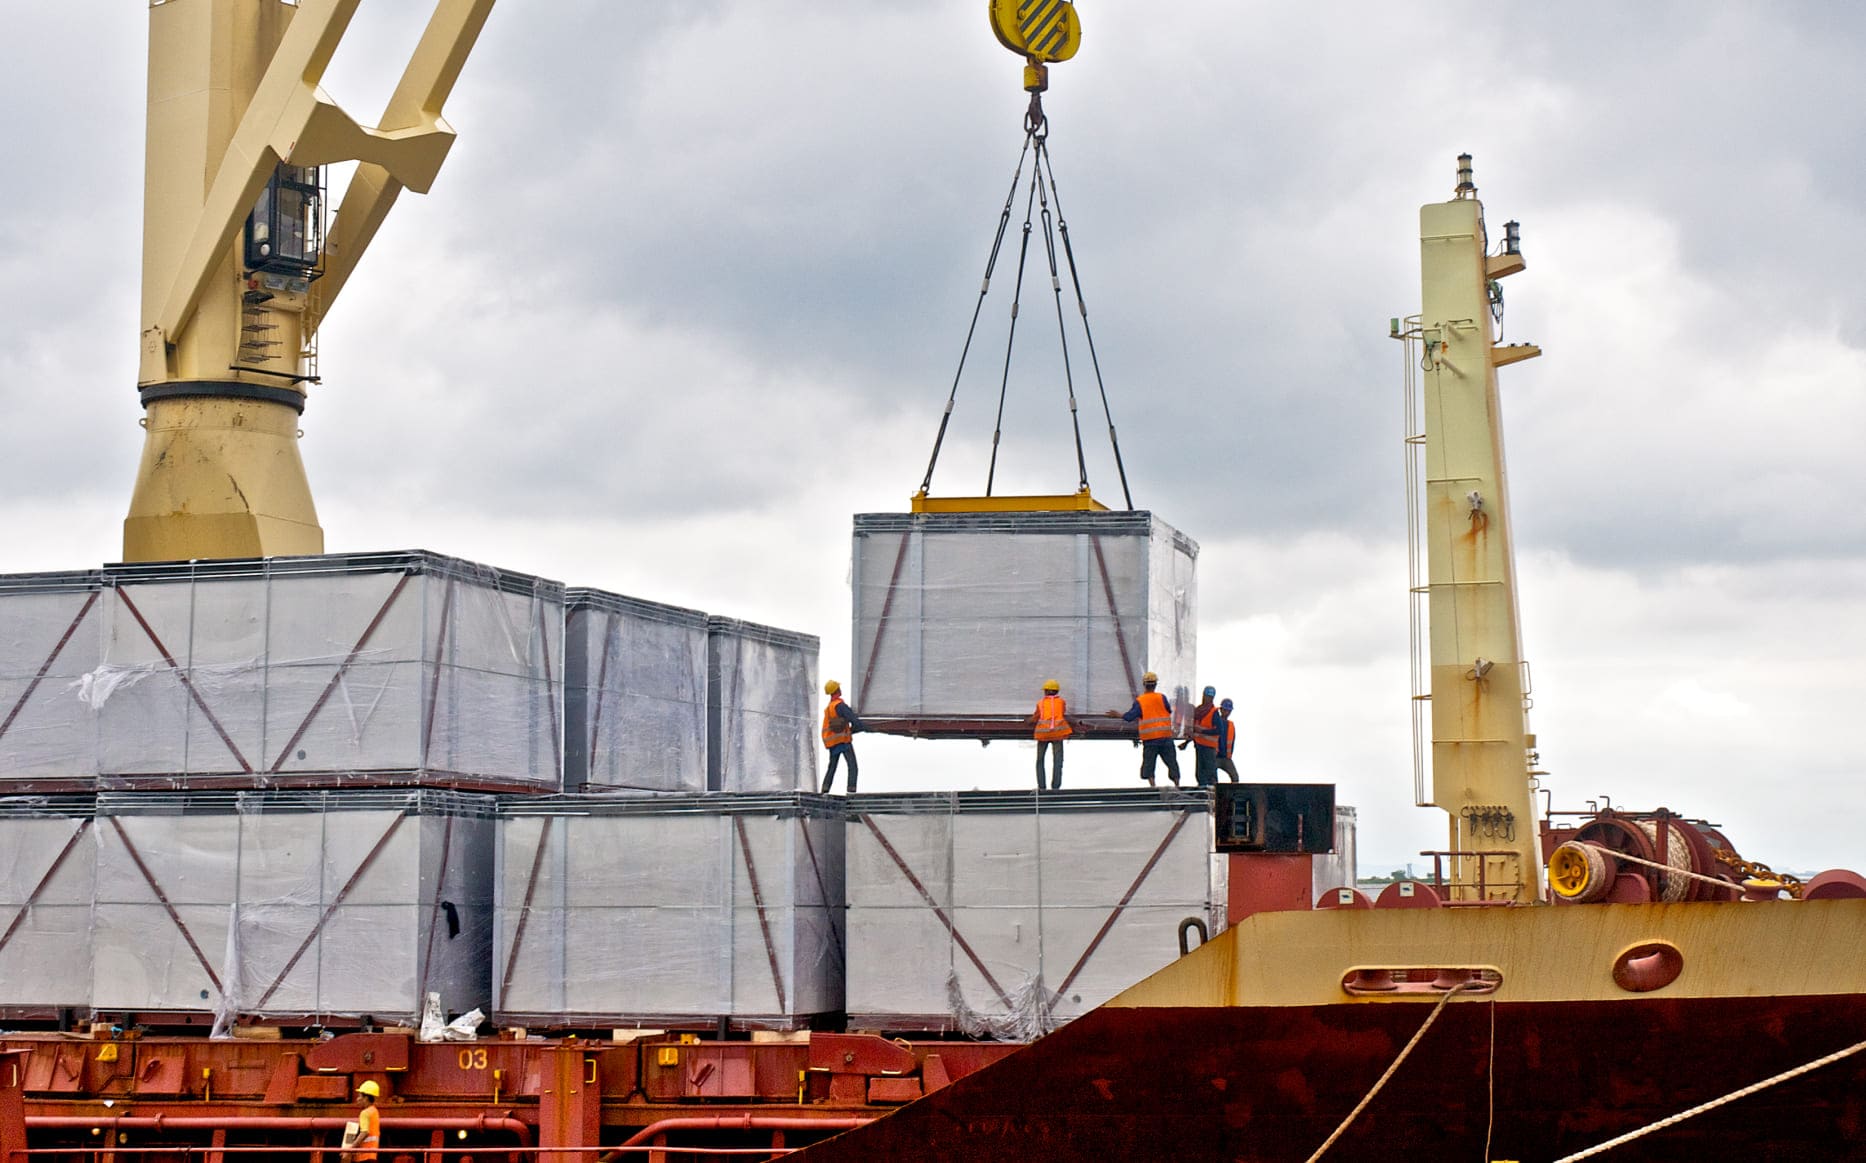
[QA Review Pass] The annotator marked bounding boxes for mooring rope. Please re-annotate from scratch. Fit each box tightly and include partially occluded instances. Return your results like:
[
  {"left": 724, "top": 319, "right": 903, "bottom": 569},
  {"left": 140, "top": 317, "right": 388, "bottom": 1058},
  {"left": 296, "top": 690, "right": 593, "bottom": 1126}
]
[
  {"left": 1304, "top": 982, "right": 1474, "bottom": 1162},
  {"left": 1551, "top": 1036, "right": 1866, "bottom": 1161}
]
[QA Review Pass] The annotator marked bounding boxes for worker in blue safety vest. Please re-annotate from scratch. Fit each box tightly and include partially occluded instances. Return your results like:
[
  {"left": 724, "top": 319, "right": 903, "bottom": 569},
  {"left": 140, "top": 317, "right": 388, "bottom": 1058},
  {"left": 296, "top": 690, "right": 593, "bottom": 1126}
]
[{"left": 1213, "top": 697, "right": 1241, "bottom": 782}]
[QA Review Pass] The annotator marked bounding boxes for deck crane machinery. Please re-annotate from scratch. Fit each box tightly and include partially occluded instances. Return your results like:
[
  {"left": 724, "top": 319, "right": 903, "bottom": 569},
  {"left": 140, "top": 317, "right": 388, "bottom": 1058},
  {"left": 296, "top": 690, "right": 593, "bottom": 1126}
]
[{"left": 125, "top": 0, "right": 495, "bottom": 563}]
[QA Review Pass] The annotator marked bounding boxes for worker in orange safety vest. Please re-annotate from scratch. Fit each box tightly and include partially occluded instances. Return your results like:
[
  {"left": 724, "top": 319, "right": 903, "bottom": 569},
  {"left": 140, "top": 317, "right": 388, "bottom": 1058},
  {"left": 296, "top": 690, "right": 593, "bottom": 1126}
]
[
  {"left": 1188, "top": 686, "right": 1221, "bottom": 786},
  {"left": 820, "top": 679, "right": 866, "bottom": 793},
  {"left": 350, "top": 1080, "right": 381, "bottom": 1161},
  {"left": 1108, "top": 671, "right": 1180, "bottom": 787},
  {"left": 1027, "top": 678, "right": 1076, "bottom": 791}
]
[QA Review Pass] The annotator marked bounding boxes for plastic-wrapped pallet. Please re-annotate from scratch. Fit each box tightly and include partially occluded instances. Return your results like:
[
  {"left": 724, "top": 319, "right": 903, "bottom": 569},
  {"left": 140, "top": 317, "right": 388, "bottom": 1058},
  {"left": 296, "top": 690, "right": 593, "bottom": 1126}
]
[
  {"left": 0, "top": 796, "right": 97, "bottom": 1014},
  {"left": 850, "top": 511, "right": 1198, "bottom": 734},
  {"left": 706, "top": 617, "right": 817, "bottom": 792},
  {"left": 1311, "top": 806, "right": 1359, "bottom": 902},
  {"left": 91, "top": 790, "right": 494, "bottom": 1028},
  {"left": 68, "top": 551, "right": 564, "bottom": 792},
  {"left": 494, "top": 794, "right": 843, "bottom": 1029},
  {"left": 564, "top": 589, "right": 708, "bottom": 792},
  {"left": 0, "top": 571, "right": 106, "bottom": 789},
  {"left": 844, "top": 789, "right": 1224, "bottom": 1038}
]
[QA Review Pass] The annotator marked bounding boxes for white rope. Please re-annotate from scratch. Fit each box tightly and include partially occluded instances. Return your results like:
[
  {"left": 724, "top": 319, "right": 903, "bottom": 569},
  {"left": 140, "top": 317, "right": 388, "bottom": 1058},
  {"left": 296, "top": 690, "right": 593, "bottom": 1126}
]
[
  {"left": 1304, "top": 983, "right": 1472, "bottom": 1162},
  {"left": 1597, "top": 846, "right": 1735, "bottom": 892},
  {"left": 1552, "top": 1036, "right": 1866, "bottom": 1161}
]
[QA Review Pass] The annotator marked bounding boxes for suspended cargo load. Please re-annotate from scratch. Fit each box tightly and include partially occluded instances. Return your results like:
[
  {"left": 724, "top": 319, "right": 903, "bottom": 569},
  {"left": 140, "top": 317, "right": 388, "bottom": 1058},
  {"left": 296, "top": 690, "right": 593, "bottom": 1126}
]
[
  {"left": 844, "top": 789, "right": 1224, "bottom": 1037},
  {"left": 564, "top": 588, "right": 708, "bottom": 793},
  {"left": 91, "top": 790, "right": 495, "bottom": 1026},
  {"left": 850, "top": 510, "right": 1197, "bottom": 737},
  {"left": 0, "top": 796, "right": 97, "bottom": 1017},
  {"left": 707, "top": 617, "right": 818, "bottom": 793},
  {"left": 0, "top": 571, "right": 106, "bottom": 789},
  {"left": 493, "top": 793, "right": 844, "bottom": 1030},
  {"left": 0, "top": 552, "right": 567, "bottom": 794}
]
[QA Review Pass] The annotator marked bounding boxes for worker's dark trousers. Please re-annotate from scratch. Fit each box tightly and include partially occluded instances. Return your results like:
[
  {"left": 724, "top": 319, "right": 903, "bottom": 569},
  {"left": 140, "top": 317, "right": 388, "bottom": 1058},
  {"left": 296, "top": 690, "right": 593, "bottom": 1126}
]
[
  {"left": 1036, "top": 740, "right": 1064, "bottom": 790},
  {"left": 1193, "top": 746, "right": 1218, "bottom": 787},
  {"left": 1138, "top": 739, "right": 1181, "bottom": 785},
  {"left": 822, "top": 743, "right": 858, "bottom": 793},
  {"left": 1216, "top": 755, "right": 1240, "bottom": 782}
]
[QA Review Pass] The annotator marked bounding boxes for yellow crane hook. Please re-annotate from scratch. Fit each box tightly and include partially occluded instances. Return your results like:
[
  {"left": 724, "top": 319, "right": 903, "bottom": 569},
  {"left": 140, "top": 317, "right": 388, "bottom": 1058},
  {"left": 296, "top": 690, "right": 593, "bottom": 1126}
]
[{"left": 987, "top": 0, "right": 1082, "bottom": 94}]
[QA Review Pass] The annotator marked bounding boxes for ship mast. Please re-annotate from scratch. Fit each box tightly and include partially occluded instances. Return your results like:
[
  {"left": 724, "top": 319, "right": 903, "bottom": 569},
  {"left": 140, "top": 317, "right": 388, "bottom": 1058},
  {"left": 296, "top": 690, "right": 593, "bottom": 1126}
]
[{"left": 1409, "top": 156, "right": 1544, "bottom": 902}]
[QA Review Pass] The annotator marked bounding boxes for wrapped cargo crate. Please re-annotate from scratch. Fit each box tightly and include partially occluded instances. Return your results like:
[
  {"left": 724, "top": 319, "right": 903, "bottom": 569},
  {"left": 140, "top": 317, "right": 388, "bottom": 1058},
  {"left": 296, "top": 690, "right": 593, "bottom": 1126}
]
[
  {"left": 494, "top": 793, "right": 844, "bottom": 1029},
  {"left": 76, "top": 551, "right": 563, "bottom": 792},
  {"left": 0, "top": 796, "right": 97, "bottom": 1015},
  {"left": 564, "top": 589, "right": 708, "bottom": 793},
  {"left": 706, "top": 617, "right": 817, "bottom": 793},
  {"left": 850, "top": 511, "right": 1198, "bottom": 736},
  {"left": 1311, "top": 806, "right": 1360, "bottom": 901},
  {"left": 91, "top": 790, "right": 495, "bottom": 1027},
  {"left": 0, "top": 571, "right": 106, "bottom": 790},
  {"left": 844, "top": 789, "right": 1224, "bottom": 1038}
]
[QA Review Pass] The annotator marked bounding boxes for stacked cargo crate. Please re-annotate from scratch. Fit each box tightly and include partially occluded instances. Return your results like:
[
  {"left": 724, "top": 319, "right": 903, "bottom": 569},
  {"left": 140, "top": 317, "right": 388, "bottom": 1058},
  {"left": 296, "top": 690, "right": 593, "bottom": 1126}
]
[{"left": 0, "top": 552, "right": 828, "bottom": 1031}]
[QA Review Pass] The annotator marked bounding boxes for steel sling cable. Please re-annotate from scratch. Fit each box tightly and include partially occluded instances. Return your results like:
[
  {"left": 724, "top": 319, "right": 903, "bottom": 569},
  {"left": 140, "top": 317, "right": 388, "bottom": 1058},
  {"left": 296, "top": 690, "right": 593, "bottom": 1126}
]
[
  {"left": 1031, "top": 133, "right": 1092, "bottom": 494},
  {"left": 1040, "top": 138, "right": 1134, "bottom": 509},
  {"left": 917, "top": 132, "right": 1037, "bottom": 498},
  {"left": 984, "top": 142, "right": 1046, "bottom": 496}
]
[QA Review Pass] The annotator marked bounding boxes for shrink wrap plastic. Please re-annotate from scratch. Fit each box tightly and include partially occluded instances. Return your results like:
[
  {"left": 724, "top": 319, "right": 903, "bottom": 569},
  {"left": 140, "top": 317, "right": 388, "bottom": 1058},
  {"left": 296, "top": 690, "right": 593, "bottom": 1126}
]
[
  {"left": 0, "top": 796, "right": 97, "bottom": 1011},
  {"left": 90, "top": 790, "right": 495, "bottom": 1031},
  {"left": 844, "top": 789, "right": 1224, "bottom": 1039},
  {"left": 850, "top": 512, "right": 1197, "bottom": 728},
  {"left": 0, "top": 553, "right": 565, "bottom": 792},
  {"left": 494, "top": 794, "right": 844, "bottom": 1028},
  {"left": 565, "top": 590, "right": 708, "bottom": 792},
  {"left": 1312, "top": 807, "right": 1360, "bottom": 900},
  {"left": 707, "top": 618, "right": 818, "bottom": 792}
]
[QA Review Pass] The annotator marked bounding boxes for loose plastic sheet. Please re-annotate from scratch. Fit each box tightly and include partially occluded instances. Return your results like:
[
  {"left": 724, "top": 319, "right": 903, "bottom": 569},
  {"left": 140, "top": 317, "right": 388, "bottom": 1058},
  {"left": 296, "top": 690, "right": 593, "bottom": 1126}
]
[
  {"left": 0, "top": 552, "right": 565, "bottom": 792},
  {"left": 706, "top": 618, "right": 818, "bottom": 793},
  {"left": 0, "top": 796, "right": 97, "bottom": 1011},
  {"left": 843, "top": 789, "right": 1224, "bottom": 1039},
  {"left": 564, "top": 589, "right": 708, "bottom": 793},
  {"left": 494, "top": 794, "right": 844, "bottom": 1028},
  {"left": 850, "top": 512, "right": 1198, "bottom": 725},
  {"left": 89, "top": 790, "right": 494, "bottom": 1029},
  {"left": 1311, "top": 806, "right": 1360, "bottom": 902}
]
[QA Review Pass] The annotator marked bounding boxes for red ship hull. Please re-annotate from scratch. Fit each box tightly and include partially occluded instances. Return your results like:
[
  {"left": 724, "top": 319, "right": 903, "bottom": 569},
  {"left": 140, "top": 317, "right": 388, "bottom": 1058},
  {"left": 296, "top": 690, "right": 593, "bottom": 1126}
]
[{"left": 794, "top": 994, "right": 1866, "bottom": 1161}]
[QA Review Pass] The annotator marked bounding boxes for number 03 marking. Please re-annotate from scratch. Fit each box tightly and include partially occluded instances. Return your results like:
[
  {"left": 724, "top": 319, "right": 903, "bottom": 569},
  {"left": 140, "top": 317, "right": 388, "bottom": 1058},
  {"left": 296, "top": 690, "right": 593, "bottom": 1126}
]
[{"left": 457, "top": 1048, "right": 488, "bottom": 1070}]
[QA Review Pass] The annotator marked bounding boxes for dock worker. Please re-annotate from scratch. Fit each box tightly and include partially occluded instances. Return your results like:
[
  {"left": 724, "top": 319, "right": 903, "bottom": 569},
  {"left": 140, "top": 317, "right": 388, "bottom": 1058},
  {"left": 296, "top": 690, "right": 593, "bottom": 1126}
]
[
  {"left": 820, "top": 680, "right": 866, "bottom": 794},
  {"left": 351, "top": 1080, "right": 381, "bottom": 1161},
  {"left": 1214, "top": 697, "right": 1241, "bottom": 782},
  {"left": 1027, "top": 678, "right": 1075, "bottom": 791},
  {"left": 1108, "top": 671, "right": 1180, "bottom": 787},
  {"left": 1189, "top": 686, "right": 1221, "bottom": 786}
]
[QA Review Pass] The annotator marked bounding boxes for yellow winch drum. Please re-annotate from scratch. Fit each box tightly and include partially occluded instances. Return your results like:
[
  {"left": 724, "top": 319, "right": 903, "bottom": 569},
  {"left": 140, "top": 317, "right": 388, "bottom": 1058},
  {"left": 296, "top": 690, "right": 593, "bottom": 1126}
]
[{"left": 1549, "top": 840, "right": 1613, "bottom": 904}]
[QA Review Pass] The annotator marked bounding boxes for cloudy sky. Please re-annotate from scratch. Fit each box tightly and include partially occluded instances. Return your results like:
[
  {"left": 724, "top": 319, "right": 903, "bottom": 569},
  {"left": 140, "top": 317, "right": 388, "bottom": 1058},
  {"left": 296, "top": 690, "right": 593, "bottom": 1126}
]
[{"left": 3, "top": 3, "right": 1863, "bottom": 876}]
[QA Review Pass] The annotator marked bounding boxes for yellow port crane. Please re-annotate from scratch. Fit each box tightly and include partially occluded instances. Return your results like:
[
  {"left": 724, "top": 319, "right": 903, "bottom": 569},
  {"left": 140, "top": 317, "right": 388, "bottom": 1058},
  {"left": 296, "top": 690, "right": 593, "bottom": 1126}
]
[{"left": 125, "top": 0, "right": 495, "bottom": 563}]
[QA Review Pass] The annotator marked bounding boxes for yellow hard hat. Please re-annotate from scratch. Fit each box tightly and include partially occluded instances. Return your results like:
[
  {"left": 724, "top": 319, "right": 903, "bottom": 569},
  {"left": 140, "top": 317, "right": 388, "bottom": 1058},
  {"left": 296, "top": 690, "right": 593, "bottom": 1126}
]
[
  {"left": 357, "top": 1080, "right": 381, "bottom": 1098},
  {"left": 1142, "top": 671, "right": 1159, "bottom": 684},
  {"left": 1042, "top": 679, "right": 1060, "bottom": 692},
  {"left": 824, "top": 679, "right": 841, "bottom": 695}
]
